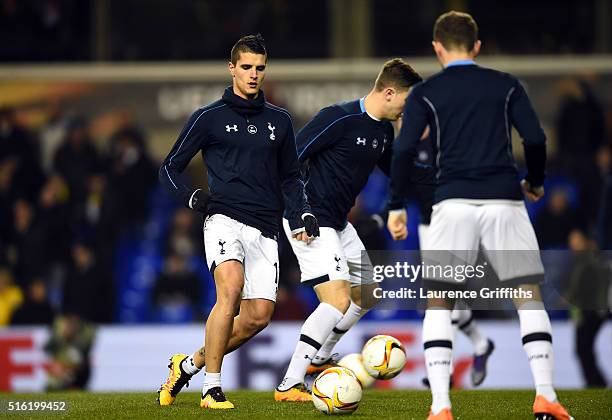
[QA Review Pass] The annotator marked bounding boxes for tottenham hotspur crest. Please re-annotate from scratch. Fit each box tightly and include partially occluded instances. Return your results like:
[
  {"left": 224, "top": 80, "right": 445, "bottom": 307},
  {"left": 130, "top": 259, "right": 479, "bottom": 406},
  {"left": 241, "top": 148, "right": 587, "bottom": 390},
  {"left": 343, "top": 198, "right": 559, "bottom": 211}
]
[{"left": 267, "top": 122, "right": 276, "bottom": 141}]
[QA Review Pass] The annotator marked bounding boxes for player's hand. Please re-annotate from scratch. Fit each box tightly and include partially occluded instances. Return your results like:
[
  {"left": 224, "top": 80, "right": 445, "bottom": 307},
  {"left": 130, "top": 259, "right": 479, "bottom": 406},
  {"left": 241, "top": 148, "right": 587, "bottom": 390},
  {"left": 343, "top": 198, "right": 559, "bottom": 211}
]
[
  {"left": 189, "top": 189, "right": 210, "bottom": 213},
  {"left": 387, "top": 209, "right": 408, "bottom": 240},
  {"left": 292, "top": 213, "right": 320, "bottom": 244},
  {"left": 521, "top": 179, "right": 544, "bottom": 202}
]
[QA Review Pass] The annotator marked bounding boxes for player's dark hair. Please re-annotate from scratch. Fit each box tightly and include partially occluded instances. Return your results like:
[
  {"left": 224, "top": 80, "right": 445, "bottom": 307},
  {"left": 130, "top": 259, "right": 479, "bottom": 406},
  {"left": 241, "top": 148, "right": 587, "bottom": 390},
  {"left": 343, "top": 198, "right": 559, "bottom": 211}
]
[
  {"left": 230, "top": 34, "right": 267, "bottom": 64},
  {"left": 433, "top": 11, "right": 478, "bottom": 52},
  {"left": 374, "top": 58, "right": 422, "bottom": 92}
]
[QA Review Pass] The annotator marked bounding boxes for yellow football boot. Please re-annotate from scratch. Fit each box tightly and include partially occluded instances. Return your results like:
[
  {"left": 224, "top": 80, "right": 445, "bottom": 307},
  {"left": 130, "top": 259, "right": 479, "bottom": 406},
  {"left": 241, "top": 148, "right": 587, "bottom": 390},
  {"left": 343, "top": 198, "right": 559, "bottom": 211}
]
[
  {"left": 306, "top": 353, "right": 339, "bottom": 376},
  {"left": 157, "top": 354, "right": 193, "bottom": 406},
  {"left": 274, "top": 382, "right": 312, "bottom": 402},
  {"left": 200, "top": 386, "right": 235, "bottom": 409}
]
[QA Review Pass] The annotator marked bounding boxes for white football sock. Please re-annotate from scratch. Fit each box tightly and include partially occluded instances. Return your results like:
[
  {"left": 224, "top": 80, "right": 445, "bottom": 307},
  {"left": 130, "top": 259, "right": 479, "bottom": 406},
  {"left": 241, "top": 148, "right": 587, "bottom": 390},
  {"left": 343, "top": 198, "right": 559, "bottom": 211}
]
[
  {"left": 314, "top": 300, "right": 368, "bottom": 364},
  {"left": 423, "top": 308, "right": 453, "bottom": 415},
  {"left": 452, "top": 307, "right": 489, "bottom": 355},
  {"left": 202, "top": 371, "right": 221, "bottom": 395},
  {"left": 279, "top": 302, "right": 344, "bottom": 390},
  {"left": 518, "top": 301, "right": 557, "bottom": 402},
  {"left": 181, "top": 354, "right": 201, "bottom": 376}
]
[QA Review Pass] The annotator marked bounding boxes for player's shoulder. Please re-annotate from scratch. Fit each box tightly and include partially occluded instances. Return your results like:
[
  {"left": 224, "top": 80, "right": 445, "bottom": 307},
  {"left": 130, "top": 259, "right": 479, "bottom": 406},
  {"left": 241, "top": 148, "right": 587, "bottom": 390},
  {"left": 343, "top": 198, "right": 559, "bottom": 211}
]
[
  {"left": 315, "top": 101, "right": 361, "bottom": 124},
  {"left": 190, "top": 99, "right": 227, "bottom": 120},
  {"left": 264, "top": 101, "right": 293, "bottom": 124},
  {"left": 474, "top": 65, "right": 520, "bottom": 84}
]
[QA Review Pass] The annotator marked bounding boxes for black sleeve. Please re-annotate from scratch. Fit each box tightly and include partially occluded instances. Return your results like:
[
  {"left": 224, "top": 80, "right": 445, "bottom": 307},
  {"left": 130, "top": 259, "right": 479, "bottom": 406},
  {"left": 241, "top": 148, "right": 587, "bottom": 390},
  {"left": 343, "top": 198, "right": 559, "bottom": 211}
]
[
  {"left": 376, "top": 123, "right": 396, "bottom": 177},
  {"left": 509, "top": 80, "right": 547, "bottom": 187},
  {"left": 158, "top": 109, "right": 209, "bottom": 207},
  {"left": 389, "top": 90, "right": 429, "bottom": 209},
  {"left": 295, "top": 106, "right": 345, "bottom": 162},
  {"left": 278, "top": 116, "right": 312, "bottom": 221}
]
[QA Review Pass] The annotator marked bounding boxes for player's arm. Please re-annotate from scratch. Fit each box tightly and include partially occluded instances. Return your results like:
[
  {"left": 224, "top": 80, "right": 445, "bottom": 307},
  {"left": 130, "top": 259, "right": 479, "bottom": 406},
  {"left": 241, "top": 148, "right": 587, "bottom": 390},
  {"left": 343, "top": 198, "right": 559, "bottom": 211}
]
[
  {"left": 387, "top": 91, "right": 429, "bottom": 240},
  {"left": 509, "top": 80, "right": 547, "bottom": 202},
  {"left": 278, "top": 115, "right": 320, "bottom": 242},
  {"left": 159, "top": 109, "right": 210, "bottom": 213},
  {"left": 375, "top": 124, "right": 396, "bottom": 177},
  {"left": 296, "top": 106, "right": 345, "bottom": 163}
]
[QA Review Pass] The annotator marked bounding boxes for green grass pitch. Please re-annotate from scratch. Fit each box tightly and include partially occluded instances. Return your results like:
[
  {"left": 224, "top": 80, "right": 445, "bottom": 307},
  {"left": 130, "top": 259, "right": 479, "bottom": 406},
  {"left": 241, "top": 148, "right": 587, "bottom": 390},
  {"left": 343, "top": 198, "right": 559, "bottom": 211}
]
[{"left": 1, "top": 389, "right": 610, "bottom": 419}]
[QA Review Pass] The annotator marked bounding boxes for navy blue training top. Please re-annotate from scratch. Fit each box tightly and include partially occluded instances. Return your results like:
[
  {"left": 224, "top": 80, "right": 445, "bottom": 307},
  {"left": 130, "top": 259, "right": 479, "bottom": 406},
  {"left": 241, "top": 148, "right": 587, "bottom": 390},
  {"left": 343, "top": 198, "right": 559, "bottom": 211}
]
[
  {"left": 390, "top": 62, "right": 546, "bottom": 207},
  {"left": 160, "top": 87, "right": 310, "bottom": 238},
  {"left": 292, "top": 98, "right": 395, "bottom": 230}
]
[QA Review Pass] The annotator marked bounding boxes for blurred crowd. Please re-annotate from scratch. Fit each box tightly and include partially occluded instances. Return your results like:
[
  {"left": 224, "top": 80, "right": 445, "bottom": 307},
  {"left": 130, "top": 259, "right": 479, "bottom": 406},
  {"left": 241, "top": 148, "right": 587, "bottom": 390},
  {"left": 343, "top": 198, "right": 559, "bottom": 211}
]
[
  {"left": 0, "top": 74, "right": 610, "bottom": 388},
  {"left": 0, "top": 105, "right": 157, "bottom": 329},
  {"left": 0, "top": 76, "right": 610, "bottom": 327}
]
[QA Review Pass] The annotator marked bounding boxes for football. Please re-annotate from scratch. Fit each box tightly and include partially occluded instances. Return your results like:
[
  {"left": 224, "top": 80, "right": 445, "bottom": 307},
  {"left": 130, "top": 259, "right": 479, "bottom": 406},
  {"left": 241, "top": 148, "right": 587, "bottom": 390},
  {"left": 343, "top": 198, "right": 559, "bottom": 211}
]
[
  {"left": 311, "top": 367, "right": 363, "bottom": 415},
  {"left": 337, "top": 353, "right": 375, "bottom": 388},
  {"left": 361, "top": 335, "right": 406, "bottom": 380}
]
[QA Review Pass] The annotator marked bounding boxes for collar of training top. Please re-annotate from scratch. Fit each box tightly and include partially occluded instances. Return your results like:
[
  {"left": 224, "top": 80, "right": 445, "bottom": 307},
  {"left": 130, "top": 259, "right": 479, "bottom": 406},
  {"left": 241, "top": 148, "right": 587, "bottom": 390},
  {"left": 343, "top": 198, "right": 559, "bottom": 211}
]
[{"left": 222, "top": 86, "right": 266, "bottom": 116}]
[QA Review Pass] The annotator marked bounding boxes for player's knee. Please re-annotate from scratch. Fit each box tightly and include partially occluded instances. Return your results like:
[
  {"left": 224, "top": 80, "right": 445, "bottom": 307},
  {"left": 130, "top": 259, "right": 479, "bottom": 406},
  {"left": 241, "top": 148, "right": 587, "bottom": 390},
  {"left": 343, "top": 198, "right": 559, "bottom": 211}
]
[
  {"left": 216, "top": 285, "right": 243, "bottom": 307},
  {"left": 327, "top": 295, "right": 350, "bottom": 313},
  {"left": 244, "top": 314, "right": 271, "bottom": 335}
]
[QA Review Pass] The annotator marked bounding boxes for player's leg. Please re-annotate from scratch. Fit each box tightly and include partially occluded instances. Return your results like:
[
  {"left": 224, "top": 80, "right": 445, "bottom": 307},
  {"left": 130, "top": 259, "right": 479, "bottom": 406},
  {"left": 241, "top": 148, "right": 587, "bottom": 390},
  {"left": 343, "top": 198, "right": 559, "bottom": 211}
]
[
  {"left": 422, "top": 201, "right": 479, "bottom": 419},
  {"left": 199, "top": 260, "right": 243, "bottom": 409},
  {"left": 276, "top": 220, "right": 349, "bottom": 401},
  {"left": 480, "top": 203, "right": 572, "bottom": 420},
  {"left": 276, "top": 279, "right": 349, "bottom": 401},
  {"left": 310, "top": 222, "right": 377, "bottom": 371},
  {"left": 450, "top": 300, "right": 494, "bottom": 386},
  {"left": 158, "top": 214, "right": 243, "bottom": 407},
  {"left": 191, "top": 297, "right": 275, "bottom": 368}
]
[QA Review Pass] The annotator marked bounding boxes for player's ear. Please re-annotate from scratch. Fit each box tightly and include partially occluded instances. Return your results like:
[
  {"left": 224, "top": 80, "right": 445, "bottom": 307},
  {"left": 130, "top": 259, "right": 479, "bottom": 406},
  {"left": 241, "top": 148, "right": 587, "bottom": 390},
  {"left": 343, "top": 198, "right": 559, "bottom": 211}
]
[
  {"left": 228, "top": 61, "right": 235, "bottom": 77},
  {"left": 385, "top": 87, "right": 395, "bottom": 101},
  {"left": 472, "top": 40, "right": 482, "bottom": 58}
]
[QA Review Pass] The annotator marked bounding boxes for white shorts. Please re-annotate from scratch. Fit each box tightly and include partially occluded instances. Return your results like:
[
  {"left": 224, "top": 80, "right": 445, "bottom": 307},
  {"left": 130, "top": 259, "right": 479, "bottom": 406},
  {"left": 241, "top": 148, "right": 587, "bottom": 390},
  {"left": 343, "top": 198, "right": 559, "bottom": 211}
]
[
  {"left": 423, "top": 199, "right": 544, "bottom": 284},
  {"left": 204, "top": 213, "right": 279, "bottom": 301},
  {"left": 282, "top": 218, "right": 374, "bottom": 287}
]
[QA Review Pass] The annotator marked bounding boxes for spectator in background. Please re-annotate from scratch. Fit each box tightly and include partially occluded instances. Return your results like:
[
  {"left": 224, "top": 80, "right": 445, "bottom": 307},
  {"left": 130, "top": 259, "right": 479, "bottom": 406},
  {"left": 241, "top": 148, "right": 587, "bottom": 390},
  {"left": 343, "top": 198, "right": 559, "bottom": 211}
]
[
  {"left": 39, "top": 100, "right": 70, "bottom": 173},
  {"left": 11, "top": 278, "right": 54, "bottom": 325},
  {"left": 0, "top": 106, "right": 44, "bottom": 203},
  {"left": 535, "top": 187, "right": 581, "bottom": 249},
  {"left": 62, "top": 242, "right": 113, "bottom": 324},
  {"left": 44, "top": 314, "right": 95, "bottom": 390},
  {"left": 597, "top": 143, "right": 612, "bottom": 249},
  {"left": 9, "top": 199, "right": 46, "bottom": 285},
  {"left": 165, "top": 208, "right": 202, "bottom": 258},
  {"left": 37, "top": 173, "right": 73, "bottom": 270},
  {"left": 75, "top": 171, "right": 119, "bottom": 269},
  {"left": 151, "top": 252, "right": 202, "bottom": 323},
  {"left": 555, "top": 76, "right": 606, "bottom": 224},
  {"left": 53, "top": 116, "right": 101, "bottom": 207},
  {"left": 0, "top": 267, "right": 22, "bottom": 325},
  {"left": 563, "top": 229, "right": 609, "bottom": 388},
  {"left": 107, "top": 127, "right": 156, "bottom": 227}
]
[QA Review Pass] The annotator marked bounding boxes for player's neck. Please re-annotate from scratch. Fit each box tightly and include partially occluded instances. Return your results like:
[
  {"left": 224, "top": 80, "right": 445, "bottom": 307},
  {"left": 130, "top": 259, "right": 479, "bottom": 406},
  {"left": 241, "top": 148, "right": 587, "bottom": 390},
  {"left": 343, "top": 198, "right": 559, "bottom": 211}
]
[
  {"left": 363, "top": 93, "right": 384, "bottom": 121},
  {"left": 441, "top": 51, "right": 476, "bottom": 68},
  {"left": 233, "top": 85, "right": 260, "bottom": 100}
]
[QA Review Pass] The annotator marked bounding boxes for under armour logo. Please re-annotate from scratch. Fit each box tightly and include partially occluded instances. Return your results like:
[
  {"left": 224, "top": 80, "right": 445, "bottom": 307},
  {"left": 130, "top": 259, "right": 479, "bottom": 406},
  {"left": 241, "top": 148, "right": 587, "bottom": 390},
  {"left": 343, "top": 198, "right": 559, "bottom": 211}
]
[
  {"left": 225, "top": 124, "right": 238, "bottom": 132},
  {"left": 334, "top": 255, "right": 341, "bottom": 271},
  {"left": 372, "top": 138, "right": 379, "bottom": 149},
  {"left": 356, "top": 137, "right": 366, "bottom": 146},
  {"left": 219, "top": 240, "right": 226, "bottom": 255},
  {"left": 267, "top": 122, "right": 276, "bottom": 140},
  {"left": 303, "top": 355, "right": 310, "bottom": 359}
]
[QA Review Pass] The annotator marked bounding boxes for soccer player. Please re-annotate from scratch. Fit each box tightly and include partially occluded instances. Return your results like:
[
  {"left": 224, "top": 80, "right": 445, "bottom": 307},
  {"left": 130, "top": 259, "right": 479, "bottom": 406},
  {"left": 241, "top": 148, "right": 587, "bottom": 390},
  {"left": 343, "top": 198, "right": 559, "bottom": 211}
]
[
  {"left": 387, "top": 11, "right": 573, "bottom": 420},
  {"left": 274, "top": 58, "right": 422, "bottom": 402},
  {"left": 409, "top": 130, "right": 495, "bottom": 388},
  {"left": 157, "top": 34, "right": 319, "bottom": 409}
]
